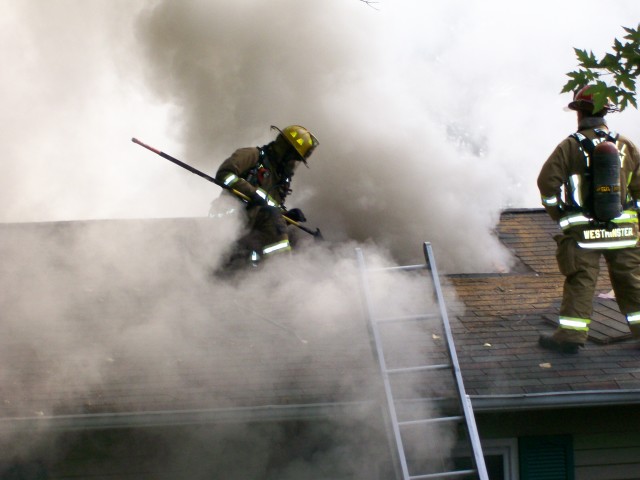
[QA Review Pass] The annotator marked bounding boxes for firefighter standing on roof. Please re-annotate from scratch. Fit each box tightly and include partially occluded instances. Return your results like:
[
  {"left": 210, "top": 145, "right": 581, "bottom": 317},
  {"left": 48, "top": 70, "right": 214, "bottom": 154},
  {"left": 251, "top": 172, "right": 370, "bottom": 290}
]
[
  {"left": 214, "top": 125, "right": 319, "bottom": 270},
  {"left": 538, "top": 85, "right": 640, "bottom": 353}
]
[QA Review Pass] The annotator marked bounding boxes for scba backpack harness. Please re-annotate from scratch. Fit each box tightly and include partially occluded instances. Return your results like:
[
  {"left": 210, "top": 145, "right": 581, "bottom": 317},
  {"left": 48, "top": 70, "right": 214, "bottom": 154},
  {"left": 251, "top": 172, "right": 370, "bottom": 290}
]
[
  {"left": 563, "top": 129, "right": 638, "bottom": 249},
  {"left": 570, "top": 128, "right": 622, "bottom": 223},
  {"left": 245, "top": 148, "right": 293, "bottom": 202}
]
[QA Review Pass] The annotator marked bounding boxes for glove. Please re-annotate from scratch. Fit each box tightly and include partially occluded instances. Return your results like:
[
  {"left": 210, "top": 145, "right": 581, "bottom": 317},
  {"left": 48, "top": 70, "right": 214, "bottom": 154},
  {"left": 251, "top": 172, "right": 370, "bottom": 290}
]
[{"left": 285, "top": 208, "right": 306, "bottom": 222}]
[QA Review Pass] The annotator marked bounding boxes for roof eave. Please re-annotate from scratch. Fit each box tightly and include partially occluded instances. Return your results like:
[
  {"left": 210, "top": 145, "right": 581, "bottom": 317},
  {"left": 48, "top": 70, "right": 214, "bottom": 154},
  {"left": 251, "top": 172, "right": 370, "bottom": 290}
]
[
  {"left": 0, "top": 401, "right": 377, "bottom": 432},
  {"left": 470, "top": 389, "right": 640, "bottom": 413}
]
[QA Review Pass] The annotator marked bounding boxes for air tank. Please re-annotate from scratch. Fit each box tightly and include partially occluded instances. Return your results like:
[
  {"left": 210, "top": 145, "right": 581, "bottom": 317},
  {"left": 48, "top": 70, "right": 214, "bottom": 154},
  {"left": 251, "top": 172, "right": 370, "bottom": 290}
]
[{"left": 592, "top": 141, "right": 622, "bottom": 222}]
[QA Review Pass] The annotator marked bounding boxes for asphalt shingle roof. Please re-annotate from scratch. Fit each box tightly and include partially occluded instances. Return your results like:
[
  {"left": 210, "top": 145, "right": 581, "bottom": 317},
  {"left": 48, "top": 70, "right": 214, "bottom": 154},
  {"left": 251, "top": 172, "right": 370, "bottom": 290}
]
[
  {"left": 450, "top": 209, "right": 640, "bottom": 399},
  {"left": 1, "top": 210, "right": 639, "bottom": 423},
  {"left": 0, "top": 219, "right": 377, "bottom": 420}
]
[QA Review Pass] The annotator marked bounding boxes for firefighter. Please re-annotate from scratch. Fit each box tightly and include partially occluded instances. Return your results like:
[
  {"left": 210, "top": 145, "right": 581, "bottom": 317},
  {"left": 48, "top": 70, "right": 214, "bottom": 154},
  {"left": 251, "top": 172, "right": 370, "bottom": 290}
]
[
  {"left": 537, "top": 85, "right": 640, "bottom": 353},
  {"left": 214, "top": 125, "right": 319, "bottom": 271}
]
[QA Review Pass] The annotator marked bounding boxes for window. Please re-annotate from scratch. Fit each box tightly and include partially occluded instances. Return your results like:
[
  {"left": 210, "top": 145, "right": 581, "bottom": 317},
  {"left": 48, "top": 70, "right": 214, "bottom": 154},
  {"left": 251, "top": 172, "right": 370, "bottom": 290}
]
[
  {"left": 482, "top": 438, "right": 519, "bottom": 480},
  {"left": 519, "top": 435, "right": 574, "bottom": 480}
]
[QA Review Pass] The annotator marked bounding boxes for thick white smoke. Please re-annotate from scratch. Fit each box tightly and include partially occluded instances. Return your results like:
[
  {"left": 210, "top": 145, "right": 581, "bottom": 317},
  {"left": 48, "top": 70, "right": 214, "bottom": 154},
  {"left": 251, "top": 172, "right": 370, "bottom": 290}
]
[
  {"left": 2, "top": 0, "right": 639, "bottom": 270},
  {"left": 0, "top": 217, "right": 448, "bottom": 477}
]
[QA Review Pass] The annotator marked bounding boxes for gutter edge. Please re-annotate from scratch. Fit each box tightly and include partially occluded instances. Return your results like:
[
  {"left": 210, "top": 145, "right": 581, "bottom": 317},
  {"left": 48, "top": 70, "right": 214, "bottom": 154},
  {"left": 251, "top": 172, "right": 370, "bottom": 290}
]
[
  {"left": 470, "top": 389, "right": 640, "bottom": 412},
  {"left": 0, "top": 401, "right": 376, "bottom": 432}
]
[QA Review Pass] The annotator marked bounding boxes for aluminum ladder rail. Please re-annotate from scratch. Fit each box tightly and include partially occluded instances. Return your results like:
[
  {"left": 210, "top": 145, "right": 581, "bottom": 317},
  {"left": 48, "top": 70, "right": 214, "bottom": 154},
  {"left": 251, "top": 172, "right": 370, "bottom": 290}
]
[{"left": 356, "top": 242, "right": 488, "bottom": 480}]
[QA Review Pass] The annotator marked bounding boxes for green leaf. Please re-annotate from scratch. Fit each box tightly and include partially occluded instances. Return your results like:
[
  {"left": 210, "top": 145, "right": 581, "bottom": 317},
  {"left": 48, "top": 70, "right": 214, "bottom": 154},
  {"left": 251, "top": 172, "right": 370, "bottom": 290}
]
[
  {"left": 584, "top": 71, "right": 599, "bottom": 82},
  {"left": 620, "top": 96, "right": 629, "bottom": 111},
  {"left": 621, "top": 74, "right": 636, "bottom": 91},
  {"left": 574, "top": 47, "right": 588, "bottom": 62},
  {"left": 623, "top": 24, "right": 640, "bottom": 42},
  {"left": 564, "top": 25, "right": 639, "bottom": 111},
  {"left": 600, "top": 53, "right": 620, "bottom": 70},
  {"left": 575, "top": 48, "right": 597, "bottom": 67},
  {"left": 585, "top": 51, "right": 598, "bottom": 68},
  {"left": 614, "top": 38, "right": 624, "bottom": 53},
  {"left": 589, "top": 84, "right": 605, "bottom": 112}
]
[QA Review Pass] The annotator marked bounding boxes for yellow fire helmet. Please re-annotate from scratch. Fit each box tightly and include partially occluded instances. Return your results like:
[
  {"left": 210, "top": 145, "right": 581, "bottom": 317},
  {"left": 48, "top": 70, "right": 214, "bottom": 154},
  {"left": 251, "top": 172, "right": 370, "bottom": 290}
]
[{"left": 271, "top": 125, "right": 319, "bottom": 164}]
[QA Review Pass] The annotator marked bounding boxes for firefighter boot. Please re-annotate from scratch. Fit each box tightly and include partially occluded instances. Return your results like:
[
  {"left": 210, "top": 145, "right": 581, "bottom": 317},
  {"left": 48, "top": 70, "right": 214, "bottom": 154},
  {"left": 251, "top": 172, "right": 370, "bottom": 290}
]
[
  {"left": 538, "top": 328, "right": 587, "bottom": 354},
  {"left": 213, "top": 246, "right": 256, "bottom": 279}
]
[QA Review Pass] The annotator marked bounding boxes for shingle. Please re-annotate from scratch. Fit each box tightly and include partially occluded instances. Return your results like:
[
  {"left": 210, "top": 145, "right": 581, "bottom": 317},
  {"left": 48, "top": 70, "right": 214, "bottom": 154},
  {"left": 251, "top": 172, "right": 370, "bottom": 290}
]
[
  {"left": 2, "top": 210, "right": 639, "bottom": 420},
  {"left": 451, "top": 209, "right": 640, "bottom": 397}
]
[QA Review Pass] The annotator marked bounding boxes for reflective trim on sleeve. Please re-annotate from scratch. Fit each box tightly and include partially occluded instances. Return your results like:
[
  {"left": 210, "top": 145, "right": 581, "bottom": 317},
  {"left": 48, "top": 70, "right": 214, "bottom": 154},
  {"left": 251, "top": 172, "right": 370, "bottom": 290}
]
[
  {"left": 223, "top": 173, "right": 239, "bottom": 186},
  {"left": 255, "top": 188, "right": 278, "bottom": 207},
  {"left": 559, "top": 316, "right": 591, "bottom": 331},
  {"left": 559, "top": 213, "right": 591, "bottom": 230},
  {"left": 569, "top": 174, "right": 583, "bottom": 206},
  {"left": 262, "top": 240, "right": 291, "bottom": 256},
  {"left": 626, "top": 312, "right": 640, "bottom": 325},
  {"left": 541, "top": 195, "right": 558, "bottom": 207},
  {"left": 620, "top": 143, "right": 628, "bottom": 169}
]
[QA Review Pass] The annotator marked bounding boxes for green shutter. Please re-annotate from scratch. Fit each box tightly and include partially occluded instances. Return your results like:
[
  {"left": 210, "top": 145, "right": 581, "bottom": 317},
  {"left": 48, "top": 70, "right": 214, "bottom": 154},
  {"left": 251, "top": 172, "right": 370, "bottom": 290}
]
[{"left": 519, "top": 435, "right": 574, "bottom": 480}]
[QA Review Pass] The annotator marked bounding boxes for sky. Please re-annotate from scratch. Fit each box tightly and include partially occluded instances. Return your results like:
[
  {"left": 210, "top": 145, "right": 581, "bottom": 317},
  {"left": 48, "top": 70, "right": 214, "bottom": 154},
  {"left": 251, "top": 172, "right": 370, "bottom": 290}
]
[{"left": 1, "top": 0, "right": 639, "bottom": 270}]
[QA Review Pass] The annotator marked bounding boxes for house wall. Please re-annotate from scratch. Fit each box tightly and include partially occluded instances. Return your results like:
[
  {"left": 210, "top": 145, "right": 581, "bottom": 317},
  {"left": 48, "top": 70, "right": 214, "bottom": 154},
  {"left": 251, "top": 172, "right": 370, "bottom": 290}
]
[
  {"left": 0, "top": 418, "right": 394, "bottom": 480},
  {"left": 476, "top": 404, "right": 640, "bottom": 480},
  {"left": 574, "top": 432, "right": 640, "bottom": 480}
]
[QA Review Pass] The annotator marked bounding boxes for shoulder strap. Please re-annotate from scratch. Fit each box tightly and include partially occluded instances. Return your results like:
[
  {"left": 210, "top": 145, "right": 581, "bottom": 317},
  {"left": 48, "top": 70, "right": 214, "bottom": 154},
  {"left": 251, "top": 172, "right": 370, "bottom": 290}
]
[
  {"left": 244, "top": 148, "right": 265, "bottom": 186},
  {"left": 594, "top": 128, "right": 619, "bottom": 143},
  {"left": 258, "top": 147, "right": 274, "bottom": 170},
  {"left": 570, "top": 132, "right": 595, "bottom": 167}
]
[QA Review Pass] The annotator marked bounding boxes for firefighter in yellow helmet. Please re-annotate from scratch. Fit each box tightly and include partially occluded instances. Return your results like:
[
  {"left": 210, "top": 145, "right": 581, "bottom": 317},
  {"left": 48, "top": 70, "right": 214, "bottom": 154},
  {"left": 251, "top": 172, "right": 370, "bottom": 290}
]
[
  {"left": 537, "top": 85, "right": 640, "bottom": 353},
  {"left": 214, "top": 125, "right": 319, "bottom": 271}
]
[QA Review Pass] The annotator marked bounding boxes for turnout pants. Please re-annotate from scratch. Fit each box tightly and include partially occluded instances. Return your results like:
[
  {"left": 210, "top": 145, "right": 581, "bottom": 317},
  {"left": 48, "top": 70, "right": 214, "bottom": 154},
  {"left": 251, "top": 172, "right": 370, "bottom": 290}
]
[
  {"left": 555, "top": 234, "right": 640, "bottom": 337},
  {"left": 238, "top": 205, "right": 291, "bottom": 260}
]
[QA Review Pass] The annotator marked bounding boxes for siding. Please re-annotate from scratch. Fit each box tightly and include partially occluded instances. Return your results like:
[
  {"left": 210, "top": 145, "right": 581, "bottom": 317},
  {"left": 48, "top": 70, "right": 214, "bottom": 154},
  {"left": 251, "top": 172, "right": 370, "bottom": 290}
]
[
  {"left": 574, "top": 432, "right": 640, "bottom": 480},
  {"left": 1, "top": 421, "right": 392, "bottom": 480}
]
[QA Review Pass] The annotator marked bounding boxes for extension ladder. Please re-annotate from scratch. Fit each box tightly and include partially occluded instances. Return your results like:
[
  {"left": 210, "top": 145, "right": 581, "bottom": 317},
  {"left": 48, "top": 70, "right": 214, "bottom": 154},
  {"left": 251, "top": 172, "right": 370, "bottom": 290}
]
[{"left": 356, "top": 242, "right": 488, "bottom": 480}]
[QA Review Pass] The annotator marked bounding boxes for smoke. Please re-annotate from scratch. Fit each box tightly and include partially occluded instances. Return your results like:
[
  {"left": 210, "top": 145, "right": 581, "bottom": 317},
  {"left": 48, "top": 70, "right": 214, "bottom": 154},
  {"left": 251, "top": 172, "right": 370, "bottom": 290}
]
[
  {"left": 117, "top": 0, "right": 640, "bottom": 270},
  {"left": 0, "top": 217, "right": 452, "bottom": 477},
  {"left": 0, "top": 216, "right": 427, "bottom": 415},
  {"left": 134, "top": 0, "right": 520, "bottom": 270},
  {"left": 1, "top": 0, "right": 638, "bottom": 270}
]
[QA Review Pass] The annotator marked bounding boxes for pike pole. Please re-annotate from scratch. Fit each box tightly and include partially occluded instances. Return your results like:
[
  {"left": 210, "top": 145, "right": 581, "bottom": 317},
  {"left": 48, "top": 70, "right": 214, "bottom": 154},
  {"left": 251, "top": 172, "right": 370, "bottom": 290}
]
[{"left": 131, "top": 137, "right": 322, "bottom": 239}]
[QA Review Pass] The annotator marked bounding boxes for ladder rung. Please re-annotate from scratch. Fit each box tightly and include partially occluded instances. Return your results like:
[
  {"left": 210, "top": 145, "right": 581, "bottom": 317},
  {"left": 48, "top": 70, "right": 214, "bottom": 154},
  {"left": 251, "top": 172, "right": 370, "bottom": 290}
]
[
  {"left": 398, "top": 416, "right": 464, "bottom": 427},
  {"left": 375, "top": 313, "right": 439, "bottom": 324},
  {"left": 410, "top": 469, "right": 477, "bottom": 479},
  {"left": 366, "top": 264, "right": 426, "bottom": 273},
  {"left": 396, "top": 396, "right": 453, "bottom": 404},
  {"left": 385, "top": 364, "right": 450, "bottom": 375}
]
